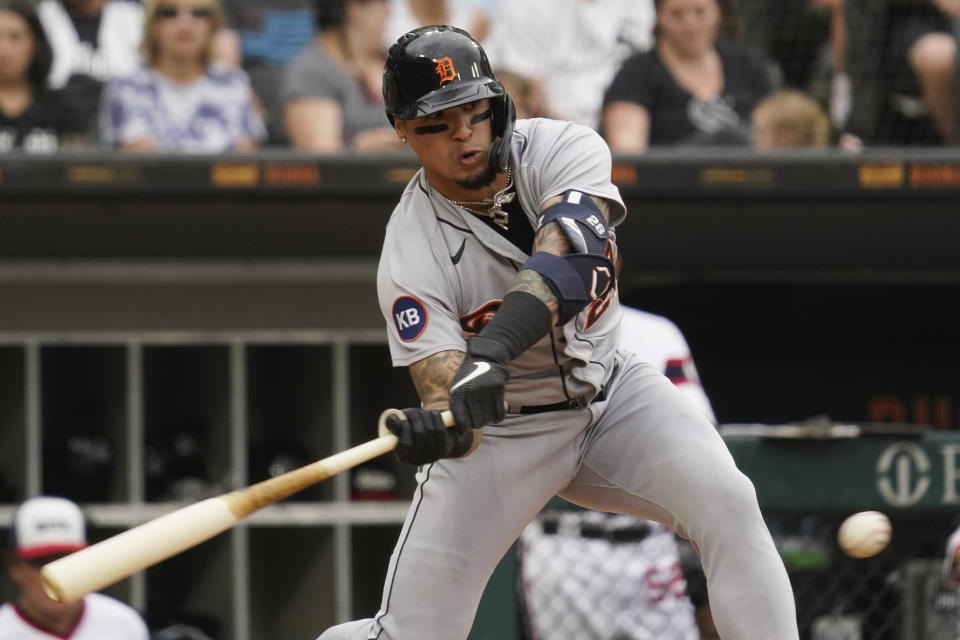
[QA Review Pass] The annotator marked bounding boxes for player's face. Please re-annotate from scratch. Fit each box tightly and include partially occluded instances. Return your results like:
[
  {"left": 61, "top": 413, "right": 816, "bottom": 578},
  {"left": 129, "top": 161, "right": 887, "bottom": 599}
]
[
  {"left": 396, "top": 99, "right": 497, "bottom": 197},
  {"left": 0, "top": 10, "right": 34, "bottom": 84},
  {"left": 153, "top": 1, "right": 215, "bottom": 63},
  {"left": 9, "top": 554, "right": 80, "bottom": 615},
  {"left": 656, "top": 0, "right": 720, "bottom": 57}
]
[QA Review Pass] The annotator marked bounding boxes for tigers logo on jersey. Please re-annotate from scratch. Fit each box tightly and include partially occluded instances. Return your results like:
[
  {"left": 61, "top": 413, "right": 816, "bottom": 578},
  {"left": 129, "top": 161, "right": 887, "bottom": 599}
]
[
  {"left": 583, "top": 278, "right": 617, "bottom": 330},
  {"left": 434, "top": 57, "right": 457, "bottom": 84},
  {"left": 460, "top": 300, "right": 501, "bottom": 335},
  {"left": 393, "top": 296, "right": 428, "bottom": 342}
]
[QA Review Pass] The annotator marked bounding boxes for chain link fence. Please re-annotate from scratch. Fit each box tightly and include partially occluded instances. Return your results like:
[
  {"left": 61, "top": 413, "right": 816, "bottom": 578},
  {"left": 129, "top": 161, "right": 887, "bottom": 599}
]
[
  {"left": 516, "top": 510, "right": 960, "bottom": 640},
  {"left": 780, "top": 514, "right": 960, "bottom": 640}
]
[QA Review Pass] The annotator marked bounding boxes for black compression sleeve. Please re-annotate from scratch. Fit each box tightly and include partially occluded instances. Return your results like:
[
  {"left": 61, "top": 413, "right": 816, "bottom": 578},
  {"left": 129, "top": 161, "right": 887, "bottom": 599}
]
[{"left": 467, "top": 291, "right": 554, "bottom": 363}]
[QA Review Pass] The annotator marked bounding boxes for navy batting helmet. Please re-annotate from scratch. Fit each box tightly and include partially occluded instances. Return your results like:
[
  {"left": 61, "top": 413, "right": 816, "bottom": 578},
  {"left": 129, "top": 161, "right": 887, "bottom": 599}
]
[{"left": 383, "top": 25, "right": 515, "bottom": 173}]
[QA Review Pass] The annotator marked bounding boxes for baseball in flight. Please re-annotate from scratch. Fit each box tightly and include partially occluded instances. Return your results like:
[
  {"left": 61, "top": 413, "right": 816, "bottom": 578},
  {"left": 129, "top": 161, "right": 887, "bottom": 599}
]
[{"left": 837, "top": 510, "right": 891, "bottom": 558}]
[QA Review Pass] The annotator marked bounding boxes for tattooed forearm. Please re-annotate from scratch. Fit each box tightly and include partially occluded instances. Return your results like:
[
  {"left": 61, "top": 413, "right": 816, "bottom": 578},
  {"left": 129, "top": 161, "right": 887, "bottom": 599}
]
[
  {"left": 516, "top": 193, "right": 615, "bottom": 325},
  {"left": 409, "top": 350, "right": 465, "bottom": 408},
  {"left": 511, "top": 269, "right": 560, "bottom": 321},
  {"left": 532, "top": 194, "right": 613, "bottom": 256},
  {"left": 531, "top": 222, "right": 570, "bottom": 255}
]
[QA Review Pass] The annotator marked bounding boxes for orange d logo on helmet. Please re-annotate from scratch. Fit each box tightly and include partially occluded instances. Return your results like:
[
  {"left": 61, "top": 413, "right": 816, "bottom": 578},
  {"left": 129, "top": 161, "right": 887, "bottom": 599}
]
[{"left": 434, "top": 57, "right": 457, "bottom": 84}]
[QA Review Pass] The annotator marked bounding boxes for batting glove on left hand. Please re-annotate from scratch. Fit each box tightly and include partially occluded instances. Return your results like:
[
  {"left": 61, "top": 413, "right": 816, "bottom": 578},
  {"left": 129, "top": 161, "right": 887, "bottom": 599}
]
[
  {"left": 385, "top": 408, "right": 475, "bottom": 466},
  {"left": 449, "top": 338, "right": 509, "bottom": 428}
]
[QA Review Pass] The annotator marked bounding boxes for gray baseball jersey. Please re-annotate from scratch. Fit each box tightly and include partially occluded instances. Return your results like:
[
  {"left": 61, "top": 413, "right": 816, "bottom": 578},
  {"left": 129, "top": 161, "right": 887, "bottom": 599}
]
[
  {"left": 320, "top": 119, "right": 799, "bottom": 640},
  {"left": 378, "top": 118, "right": 625, "bottom": 408}
]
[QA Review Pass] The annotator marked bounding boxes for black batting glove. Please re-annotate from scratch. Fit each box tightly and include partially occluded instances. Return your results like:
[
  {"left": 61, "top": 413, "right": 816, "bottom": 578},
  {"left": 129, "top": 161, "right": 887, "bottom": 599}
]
[
  {"left": 384, "top": 408, "right": 475, "bottom": 466},
  {"left": 449, "top": 336, "right": 510, "bottom": 428}
]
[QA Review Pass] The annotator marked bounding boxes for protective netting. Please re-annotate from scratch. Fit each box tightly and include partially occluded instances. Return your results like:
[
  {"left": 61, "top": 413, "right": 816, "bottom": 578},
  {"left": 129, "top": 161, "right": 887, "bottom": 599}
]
[
  {"left": 608, "top": 0, "right": 960, "bottom": 148},
  {"left": 517, "top": 510, "right": 960, "bottom": 640},
  {"left": 734, "top": 0, "right": 960, "bottom": 147}
]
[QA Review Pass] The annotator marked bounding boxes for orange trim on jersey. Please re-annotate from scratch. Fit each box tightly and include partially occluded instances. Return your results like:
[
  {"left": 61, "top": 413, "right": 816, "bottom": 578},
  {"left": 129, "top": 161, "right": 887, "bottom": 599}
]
[{"left": 460, "top": 300, "right": 502, "bottom": 335}]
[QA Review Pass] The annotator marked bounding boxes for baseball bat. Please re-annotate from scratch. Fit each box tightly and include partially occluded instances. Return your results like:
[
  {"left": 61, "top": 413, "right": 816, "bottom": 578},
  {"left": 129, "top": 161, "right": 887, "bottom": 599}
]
[{"left": 41, "top": 408, "right": 459, "bottom": 604}]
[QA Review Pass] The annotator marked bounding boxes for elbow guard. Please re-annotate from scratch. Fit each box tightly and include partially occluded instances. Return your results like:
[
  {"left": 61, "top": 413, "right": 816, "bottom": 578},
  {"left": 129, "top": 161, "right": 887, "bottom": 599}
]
[
  {"left": 523, "top": 252, "right": 614, "bottom": 324},
  {"left": 524, "top": 190, "right": 616, "bottom": 324}
]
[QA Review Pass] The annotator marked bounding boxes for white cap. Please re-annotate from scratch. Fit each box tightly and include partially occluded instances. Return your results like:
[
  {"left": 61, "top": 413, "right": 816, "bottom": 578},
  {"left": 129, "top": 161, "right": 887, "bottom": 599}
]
[{"left": 13, "top": 496, "right": 87, "bottom": 559}]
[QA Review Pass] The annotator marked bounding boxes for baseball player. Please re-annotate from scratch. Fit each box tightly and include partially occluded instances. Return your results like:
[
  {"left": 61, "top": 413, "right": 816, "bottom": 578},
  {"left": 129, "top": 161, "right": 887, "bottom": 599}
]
[
  {"left": 0, "top": 496, "right": 150, "bottom": 639},
  {"left": 319, "top": 25, "right": 798, "bottom": 640}
]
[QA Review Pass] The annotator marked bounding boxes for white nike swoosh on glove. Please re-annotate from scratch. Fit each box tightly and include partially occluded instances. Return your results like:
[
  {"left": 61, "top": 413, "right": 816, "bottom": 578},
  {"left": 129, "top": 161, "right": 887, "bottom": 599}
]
[{"left": 450, "top": 361, "right": 491, "bottom": 392}]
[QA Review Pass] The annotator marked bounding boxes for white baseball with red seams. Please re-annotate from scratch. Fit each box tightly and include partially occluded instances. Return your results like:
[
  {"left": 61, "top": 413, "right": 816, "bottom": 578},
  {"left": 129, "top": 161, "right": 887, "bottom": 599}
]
[{"left": 838, "top": 511, "right": 892, "bottom": 558}]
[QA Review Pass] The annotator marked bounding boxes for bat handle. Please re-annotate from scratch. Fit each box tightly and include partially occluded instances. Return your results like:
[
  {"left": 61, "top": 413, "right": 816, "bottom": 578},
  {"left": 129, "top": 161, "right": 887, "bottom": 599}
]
[
  {"left": 378, "top": 408, "right": 480, "bottom": 455},
  {"left": 377, "top": 408, "right": 455, "bottom": 437}
]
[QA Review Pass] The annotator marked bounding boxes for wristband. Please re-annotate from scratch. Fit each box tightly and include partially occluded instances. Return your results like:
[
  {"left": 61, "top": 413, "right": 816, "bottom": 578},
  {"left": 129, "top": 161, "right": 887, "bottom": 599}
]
[{"left": 468, "top": 291, "right": 553, "bottom": 363}]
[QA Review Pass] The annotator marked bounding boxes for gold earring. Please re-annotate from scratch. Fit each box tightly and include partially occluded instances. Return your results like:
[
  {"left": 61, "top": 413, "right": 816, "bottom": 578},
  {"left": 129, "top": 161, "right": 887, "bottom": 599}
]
[{"left": 400, "top": 136, "right": 407, "bottom": 143}]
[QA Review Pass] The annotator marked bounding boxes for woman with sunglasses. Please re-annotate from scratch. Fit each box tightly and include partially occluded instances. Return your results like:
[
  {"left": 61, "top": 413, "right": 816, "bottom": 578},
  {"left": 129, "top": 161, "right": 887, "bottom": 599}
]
[{"left": 99, "top": 0, "right": 264, "bottom": 152}]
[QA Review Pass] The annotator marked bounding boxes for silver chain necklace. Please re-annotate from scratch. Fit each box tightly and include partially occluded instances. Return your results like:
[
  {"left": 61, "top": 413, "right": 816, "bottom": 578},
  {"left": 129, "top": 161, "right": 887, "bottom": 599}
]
[{"left": 442, "top": 168, "right": 515, "bottom": 229}]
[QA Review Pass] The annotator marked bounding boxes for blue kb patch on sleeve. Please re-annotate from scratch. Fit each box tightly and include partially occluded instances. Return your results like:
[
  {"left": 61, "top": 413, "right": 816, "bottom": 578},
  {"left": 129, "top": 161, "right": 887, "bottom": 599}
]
[{"left": 392, "top": 296, "right": 428, "bottom": 342}]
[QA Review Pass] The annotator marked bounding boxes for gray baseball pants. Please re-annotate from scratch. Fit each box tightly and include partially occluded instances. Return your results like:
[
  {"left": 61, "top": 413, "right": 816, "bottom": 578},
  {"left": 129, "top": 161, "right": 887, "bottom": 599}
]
[{"left": 318, "top": 351, "right": 798, "bottom": 640}]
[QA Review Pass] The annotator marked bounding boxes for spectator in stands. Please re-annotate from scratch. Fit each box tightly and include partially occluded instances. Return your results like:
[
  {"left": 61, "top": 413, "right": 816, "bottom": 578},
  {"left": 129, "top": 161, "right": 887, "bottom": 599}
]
[
  {"left": 601, "top": 0, "right": 776, "bottom": 152},
  {"left": 494, "top": 68, "right": 545, "bottom": 120},
  {"left": 877, "top": 0, "right": 957, "bottom": 145},
  {"left": 282, "top": 0, "right": 403, "bottom": 153},
  {"left": 0, "top": 0, "right": 86, "bottom": 152},
  {"left": 217, "top": 0, "right": 315, "bottom": 145},
  {"left": 0, "top": 496, "right": 150, "bottom": 638},
  {"left": 36, "top": 0, "right": 143, "bottom": 143},
  {"left": 383, "top": 0, "right": 491, "bottom": 50},
  {"left": 750, "top": 88, "right": 830, "bottom": 150},
  {"left": 483, "top": 0, "right": 656, "bottom": 130},
  {"left": 99, "top": 0, "right": 265, "bottom": 152}
]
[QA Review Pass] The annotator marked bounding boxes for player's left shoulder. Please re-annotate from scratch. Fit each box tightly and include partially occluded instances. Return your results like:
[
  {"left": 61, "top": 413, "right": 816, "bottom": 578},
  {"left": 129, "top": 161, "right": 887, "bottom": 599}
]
[
  {"left": 513, "top": 117, "right": 619, "bottom": 186},
  {"left": 82, "top": 593, "right": 149, "bottom": 634}
]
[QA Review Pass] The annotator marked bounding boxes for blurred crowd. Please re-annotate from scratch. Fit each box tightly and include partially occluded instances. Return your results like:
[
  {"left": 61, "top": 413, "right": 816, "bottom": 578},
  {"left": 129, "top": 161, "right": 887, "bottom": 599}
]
[{"left": 0, "top": 0, "right": 957, "bottom": 155}]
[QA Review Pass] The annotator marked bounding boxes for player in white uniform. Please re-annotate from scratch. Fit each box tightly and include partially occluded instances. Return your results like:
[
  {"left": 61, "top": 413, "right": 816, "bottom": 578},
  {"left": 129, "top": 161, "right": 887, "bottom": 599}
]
[
  {"left": 319, "top": 26, "right": 798, "bottom": 640},
  {"left": 0, "top": 496, "right": 149, "bottom": 640}
]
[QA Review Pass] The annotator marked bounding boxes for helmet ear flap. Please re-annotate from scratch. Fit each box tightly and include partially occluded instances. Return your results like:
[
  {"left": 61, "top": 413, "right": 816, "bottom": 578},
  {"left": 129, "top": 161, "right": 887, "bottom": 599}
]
[{"left": 488, "top": 93, "right": 516, "bottom": 174}]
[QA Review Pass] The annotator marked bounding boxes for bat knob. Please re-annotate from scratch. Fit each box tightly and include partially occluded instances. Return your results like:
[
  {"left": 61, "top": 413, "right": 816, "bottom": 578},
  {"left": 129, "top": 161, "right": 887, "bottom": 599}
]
[
  {"left": 41, "top": 570, "right": 66, "bottom": 603},
  {"left": 378, "top": 408, "right": 406, "bottom": 438}
]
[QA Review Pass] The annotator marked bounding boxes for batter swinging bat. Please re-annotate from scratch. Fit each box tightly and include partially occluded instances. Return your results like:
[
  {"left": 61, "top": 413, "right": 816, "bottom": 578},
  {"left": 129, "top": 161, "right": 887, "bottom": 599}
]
[{"left": 41, "top": 408, "right": 458, "bottom": 604}]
